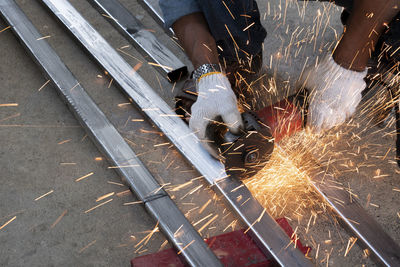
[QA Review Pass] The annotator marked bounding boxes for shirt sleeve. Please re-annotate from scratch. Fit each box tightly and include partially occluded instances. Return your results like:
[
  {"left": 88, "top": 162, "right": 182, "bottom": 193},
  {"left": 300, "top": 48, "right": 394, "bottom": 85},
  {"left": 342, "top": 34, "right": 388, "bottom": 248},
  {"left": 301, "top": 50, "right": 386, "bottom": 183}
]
[{"left": 159, "top": 0, "right": 201, "bottom": 29}]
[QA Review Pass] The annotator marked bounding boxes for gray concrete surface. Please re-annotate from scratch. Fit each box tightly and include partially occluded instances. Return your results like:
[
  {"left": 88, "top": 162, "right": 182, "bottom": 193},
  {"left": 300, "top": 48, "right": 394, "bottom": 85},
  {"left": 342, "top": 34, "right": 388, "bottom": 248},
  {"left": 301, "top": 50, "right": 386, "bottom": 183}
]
[{"left": 0, "top": 0, "right": 399, "bottom": 266}]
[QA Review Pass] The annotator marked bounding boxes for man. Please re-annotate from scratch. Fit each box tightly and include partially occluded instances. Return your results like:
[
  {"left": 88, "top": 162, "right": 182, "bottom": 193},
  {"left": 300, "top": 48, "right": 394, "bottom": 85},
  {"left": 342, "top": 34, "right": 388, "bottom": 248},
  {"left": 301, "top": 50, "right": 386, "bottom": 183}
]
[{"left": 159, "top": 0, "right": 400, "bottom": 156}]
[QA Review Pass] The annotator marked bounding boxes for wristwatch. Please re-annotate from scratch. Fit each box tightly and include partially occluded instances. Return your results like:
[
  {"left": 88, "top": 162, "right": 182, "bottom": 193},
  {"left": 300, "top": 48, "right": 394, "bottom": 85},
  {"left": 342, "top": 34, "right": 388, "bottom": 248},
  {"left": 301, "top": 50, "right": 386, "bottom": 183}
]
[{"left": 192, "top": 63, "right": 223, "bottom": 81}]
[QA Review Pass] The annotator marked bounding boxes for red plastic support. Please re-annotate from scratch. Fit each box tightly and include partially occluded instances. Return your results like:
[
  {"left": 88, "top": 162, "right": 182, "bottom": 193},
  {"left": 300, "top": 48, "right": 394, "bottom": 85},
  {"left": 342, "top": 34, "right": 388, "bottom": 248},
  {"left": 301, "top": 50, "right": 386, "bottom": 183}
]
[
  {"left": 257, "top": 98, "right": 303, "bottom": 142},
  {"left": 131, "top": 218, "right": 310, "bottom": 267}
]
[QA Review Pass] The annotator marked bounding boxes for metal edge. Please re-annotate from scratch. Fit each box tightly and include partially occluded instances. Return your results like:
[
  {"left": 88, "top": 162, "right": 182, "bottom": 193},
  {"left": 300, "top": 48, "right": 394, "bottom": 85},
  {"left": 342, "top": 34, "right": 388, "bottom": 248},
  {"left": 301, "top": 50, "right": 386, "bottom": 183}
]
[
  {"left": 136, "top": 0, "right": 175, "bottom": 36},
  {"left": 0, "top": 1, "right": 221, "bottom": 266},
  {"left": 311, "top": 173, "right": 400, "bottom": 266},
  {"left": 88, "top": 0, "right": 187, "bottom": 82},
  {"left": 38, "top": 0, "right": 313, "bottom": 266},
  {"left": 274, "top": 141, "right": 400, "bottom": 267},
  {"left": 144, "top": 197, "right": 221, "bottom": 266},
  {"left": 214, "top": 177, "right": 313, "bottom": 267}
]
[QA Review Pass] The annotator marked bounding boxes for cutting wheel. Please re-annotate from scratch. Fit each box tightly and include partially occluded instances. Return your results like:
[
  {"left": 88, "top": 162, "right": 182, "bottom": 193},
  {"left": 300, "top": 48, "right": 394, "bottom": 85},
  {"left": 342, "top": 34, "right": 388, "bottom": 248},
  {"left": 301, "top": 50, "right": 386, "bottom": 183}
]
[{"left": 209, "top": 112, "right": 274, "bottom": 180}]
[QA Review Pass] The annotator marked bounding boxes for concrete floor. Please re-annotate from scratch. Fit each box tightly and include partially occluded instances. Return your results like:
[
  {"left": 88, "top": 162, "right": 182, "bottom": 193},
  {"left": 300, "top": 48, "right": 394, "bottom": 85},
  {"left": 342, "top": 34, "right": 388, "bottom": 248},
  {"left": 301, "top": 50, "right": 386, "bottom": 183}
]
[{"left": 0, "top": 0, "right": 399, "bottom": 266}]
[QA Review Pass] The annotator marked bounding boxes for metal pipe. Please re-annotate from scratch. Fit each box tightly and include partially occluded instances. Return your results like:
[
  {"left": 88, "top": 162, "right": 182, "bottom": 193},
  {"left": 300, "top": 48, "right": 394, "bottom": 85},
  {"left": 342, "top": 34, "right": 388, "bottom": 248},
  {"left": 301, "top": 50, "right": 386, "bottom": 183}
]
[
  {"left": 88, "top": 0, "right": 187, "bottom": 82},
  {"left": 0, "top": 2, "right": 221, "bottom": 266},
  {"left": 311, "top": 172, "right": 400, "bottom": 266}
]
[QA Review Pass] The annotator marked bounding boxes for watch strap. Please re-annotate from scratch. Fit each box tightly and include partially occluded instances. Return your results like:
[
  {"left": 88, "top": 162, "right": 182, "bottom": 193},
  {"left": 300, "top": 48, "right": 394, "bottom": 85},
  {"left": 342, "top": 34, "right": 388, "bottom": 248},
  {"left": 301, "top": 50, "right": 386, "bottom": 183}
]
[{"left": 192, "top": 63, "right": 222, "bottom": 81}]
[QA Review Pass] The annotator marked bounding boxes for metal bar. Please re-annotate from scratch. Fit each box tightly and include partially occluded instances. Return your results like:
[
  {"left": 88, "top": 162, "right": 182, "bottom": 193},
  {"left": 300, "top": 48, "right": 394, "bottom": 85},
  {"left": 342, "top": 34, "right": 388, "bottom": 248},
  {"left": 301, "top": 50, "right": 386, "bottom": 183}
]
[
  {"left": 0, "top": 2, "right": 221, "bottom": 266},
  {"left": 213, "top": 177, "right": 311, "bottom": 266},
  {"left": 274, "top": 136, "right": 400, "bottom": 267},
  {"left": 137, "top": 0, "right": 174, "bottom": 36},
  {"left": 88, "top": 0, "right": 187, "bottom": 82},
  {"left": 275, "top": 138, "right": 400, "bottom": 267},
  {"left": 39, "top": 0, "right": 312, "bottom": 266},
  {"left": 311, "top": 173, "right": 400, "bottom": 266}
]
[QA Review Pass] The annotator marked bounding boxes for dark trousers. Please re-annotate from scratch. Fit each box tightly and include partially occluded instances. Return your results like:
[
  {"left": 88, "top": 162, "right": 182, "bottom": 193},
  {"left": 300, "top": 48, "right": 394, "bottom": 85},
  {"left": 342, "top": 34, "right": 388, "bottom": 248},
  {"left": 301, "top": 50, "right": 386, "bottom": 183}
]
[
  {"left": 204, "top": 0, "right": 399, "bottom": 64},
  {"left": 196, "top": 0, "right": 267, "bottom": 61}
]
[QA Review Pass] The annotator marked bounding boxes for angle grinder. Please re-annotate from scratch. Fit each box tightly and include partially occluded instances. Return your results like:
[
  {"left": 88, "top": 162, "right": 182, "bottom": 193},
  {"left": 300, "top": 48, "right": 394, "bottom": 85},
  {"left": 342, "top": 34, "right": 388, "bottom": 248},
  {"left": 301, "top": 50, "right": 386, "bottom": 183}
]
[
  {"left": 175, "top": 83, "right": 275, "bottom": 179},
  {"left": 205, "top": 112, "right": 274, "bottom": 180},
  {"left": 175, "top": 78, "right": 308, "bottom": 180}
]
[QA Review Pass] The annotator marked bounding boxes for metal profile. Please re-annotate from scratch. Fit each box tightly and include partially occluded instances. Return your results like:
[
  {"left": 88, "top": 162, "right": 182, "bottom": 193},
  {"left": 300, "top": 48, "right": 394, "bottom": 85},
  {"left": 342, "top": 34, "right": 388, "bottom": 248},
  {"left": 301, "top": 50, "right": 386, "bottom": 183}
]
[
  {"left": 0, "top": 1, "right": 221, "bottom": 266},
  {"left": 137, "top": 0, "right": 174, "bottom": 36},
  {"left": 311, "top": 173, "right": 400, "bottom": 266},
  {"left": 39, "top": 0, "right": 313, "bottom": 266},
  {"left": 88, "top": 0, "right": 187, "bottom": 82}
]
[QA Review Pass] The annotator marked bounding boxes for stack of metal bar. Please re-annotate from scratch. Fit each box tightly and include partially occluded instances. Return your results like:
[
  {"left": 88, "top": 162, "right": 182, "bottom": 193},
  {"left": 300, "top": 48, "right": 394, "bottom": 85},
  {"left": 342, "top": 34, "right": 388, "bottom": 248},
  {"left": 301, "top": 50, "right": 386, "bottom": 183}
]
[{"left": 1, "top": 0, "right": 399, "bottom": 266}]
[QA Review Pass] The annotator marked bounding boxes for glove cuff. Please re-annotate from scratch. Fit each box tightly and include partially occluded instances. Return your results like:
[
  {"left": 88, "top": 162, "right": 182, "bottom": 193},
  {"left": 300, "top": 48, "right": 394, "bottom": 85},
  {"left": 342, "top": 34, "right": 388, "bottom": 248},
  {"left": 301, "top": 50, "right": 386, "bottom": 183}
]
[
  {"left": 197, "top": 71, "right": 223, "bottom": 82},
  {"left": 197, "top": 72, "right": 231, "bottom": 92},
  {"left": 322, "top": 54, "right": 368, "bottom": 80}
]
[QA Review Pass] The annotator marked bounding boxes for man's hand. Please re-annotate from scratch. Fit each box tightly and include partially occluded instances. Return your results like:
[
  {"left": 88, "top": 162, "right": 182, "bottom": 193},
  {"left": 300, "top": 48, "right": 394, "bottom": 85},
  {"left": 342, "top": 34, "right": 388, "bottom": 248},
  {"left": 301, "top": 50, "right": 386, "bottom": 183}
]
[
  {"left": 300, "top": 0, "right": 399, "bottom": 133},
  {"left": 190, "top": 73, "right": 243, "bottom": 157},
  {"left": 299, "top": 55, "right": 367, "bottom": 132}
]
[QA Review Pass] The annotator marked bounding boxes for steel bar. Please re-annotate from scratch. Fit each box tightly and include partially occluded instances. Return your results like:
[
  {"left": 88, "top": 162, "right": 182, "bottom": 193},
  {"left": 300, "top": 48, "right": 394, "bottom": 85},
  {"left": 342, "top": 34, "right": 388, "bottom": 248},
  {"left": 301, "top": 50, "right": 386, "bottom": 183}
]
[
  {"left": 274, "top": 144, "right": 400, "bottom": 267},
  {"left": 88, "top": 0, "right": 187, "bottom": 82},
  {"left": 0, "top": 1, "right": 221, "bottom": 266},
  {"left": 311, "top": 173, "right": 400, "bottom": 266},
  {"left": 137, "top": 0, "right": 174, "bottom": 36},
  {"left": 39, "top": 0, "right": 312, "bottom": 266}
]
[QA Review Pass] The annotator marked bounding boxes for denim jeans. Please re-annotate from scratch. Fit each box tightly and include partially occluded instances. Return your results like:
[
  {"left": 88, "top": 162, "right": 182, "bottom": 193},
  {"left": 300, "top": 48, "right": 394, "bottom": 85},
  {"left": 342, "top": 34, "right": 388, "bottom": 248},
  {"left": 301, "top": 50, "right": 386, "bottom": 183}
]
[{"left": 160, "top": 0, "right": 398, "bottom": 63}]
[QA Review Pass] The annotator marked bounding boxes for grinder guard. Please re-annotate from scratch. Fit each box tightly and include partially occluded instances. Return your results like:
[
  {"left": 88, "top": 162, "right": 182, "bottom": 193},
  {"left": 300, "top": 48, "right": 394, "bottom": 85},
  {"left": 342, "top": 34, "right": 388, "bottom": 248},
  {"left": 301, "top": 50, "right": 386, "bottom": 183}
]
[{"left": 206, "top": 112, "right": 274, "bottom": 180}]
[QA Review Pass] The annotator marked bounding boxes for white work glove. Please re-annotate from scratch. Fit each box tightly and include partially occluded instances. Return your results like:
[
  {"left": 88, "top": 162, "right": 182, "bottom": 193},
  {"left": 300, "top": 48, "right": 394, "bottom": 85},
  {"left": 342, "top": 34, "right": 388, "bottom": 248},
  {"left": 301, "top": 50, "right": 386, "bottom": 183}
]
[
  {"left": 190, "top": 73, "right": 243, "bottom": 157},
  {"left": 299, "top": 54, "right": 368, "bottom": 132}
]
